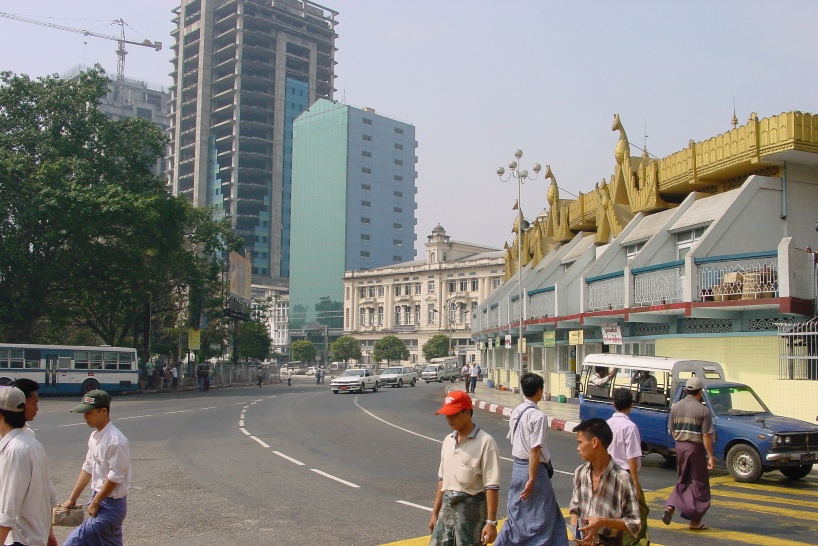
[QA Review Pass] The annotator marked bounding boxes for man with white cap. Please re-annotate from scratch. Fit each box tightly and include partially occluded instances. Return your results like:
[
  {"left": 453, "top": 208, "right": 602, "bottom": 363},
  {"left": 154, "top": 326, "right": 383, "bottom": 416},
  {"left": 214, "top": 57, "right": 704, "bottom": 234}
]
[
  {"left": 428, "top": 390, "right": 500, "bottom": 546},
  {"left": 0, "top": 386, "right": 57, "bottom": 546},
  {"left": 62, "top": 390, "right": 131, "bottom": 546},
  {"left": 663, "top": 376, "right": 715, "bottom": 531}
]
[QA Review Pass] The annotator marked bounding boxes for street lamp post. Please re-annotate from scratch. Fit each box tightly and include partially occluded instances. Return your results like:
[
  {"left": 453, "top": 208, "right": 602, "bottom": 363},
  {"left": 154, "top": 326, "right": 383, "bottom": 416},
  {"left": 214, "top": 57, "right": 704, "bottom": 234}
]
[{"left": 497, "top": 150, "right": 541, "bottom": 401}]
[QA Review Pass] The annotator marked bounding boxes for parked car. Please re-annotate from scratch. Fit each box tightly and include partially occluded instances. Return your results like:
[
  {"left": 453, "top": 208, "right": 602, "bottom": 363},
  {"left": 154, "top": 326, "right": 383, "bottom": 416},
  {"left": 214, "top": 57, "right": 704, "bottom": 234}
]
[
  {"left": 422, "top": 357, "right": 459, "bottom": 383},
  {"left": 306, "top": 366, "right": 317, "bottom": 376},
  {"left": 579, "top": 353, "right": 818, "bottom": 482},
  {"left": 330, "top": 368, "right": 379, "bottom": 394},
  {"left": 380, "top": 366, "right": 418, "bottom": 388}
]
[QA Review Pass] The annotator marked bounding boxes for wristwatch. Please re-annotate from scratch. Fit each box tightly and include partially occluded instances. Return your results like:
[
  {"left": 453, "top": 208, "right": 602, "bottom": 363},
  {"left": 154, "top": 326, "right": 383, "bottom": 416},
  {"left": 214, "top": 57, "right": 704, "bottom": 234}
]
[{"left": 485, "top": 519, "right": 498, "bottom": 526}]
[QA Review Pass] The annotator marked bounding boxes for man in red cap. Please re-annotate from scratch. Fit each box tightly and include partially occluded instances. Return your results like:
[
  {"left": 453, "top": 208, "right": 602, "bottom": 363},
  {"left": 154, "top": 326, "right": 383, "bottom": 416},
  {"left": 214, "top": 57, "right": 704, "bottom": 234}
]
[{"left": 429, "top": 390, "right": 500, "bottom": 546}]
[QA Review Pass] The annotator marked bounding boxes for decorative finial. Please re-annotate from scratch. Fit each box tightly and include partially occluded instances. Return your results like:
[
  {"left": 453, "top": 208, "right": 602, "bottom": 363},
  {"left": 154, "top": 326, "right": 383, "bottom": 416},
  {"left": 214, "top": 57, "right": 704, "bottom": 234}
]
[
  {"left": 642, "top": 124, "right": 649, "bottom": 158},
  {"left": 731, "top": 97, "right": 738, "bottom": 129}
]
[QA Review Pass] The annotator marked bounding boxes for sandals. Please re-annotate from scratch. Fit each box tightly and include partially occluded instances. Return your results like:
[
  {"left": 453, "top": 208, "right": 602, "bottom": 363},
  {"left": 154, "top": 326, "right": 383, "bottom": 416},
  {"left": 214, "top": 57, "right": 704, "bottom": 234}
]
[
  {"left": 662, "top": 507, "right": 674, "bottom": 526},
  {"left": 689, "top": 523, "right": 708, "bottom": 531}
]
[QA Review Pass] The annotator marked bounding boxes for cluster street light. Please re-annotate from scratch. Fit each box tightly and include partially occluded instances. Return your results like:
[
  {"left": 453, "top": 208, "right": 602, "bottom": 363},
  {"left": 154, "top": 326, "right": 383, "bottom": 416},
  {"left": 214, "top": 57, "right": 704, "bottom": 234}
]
[{"left": 497, "top": 150, "right": 541, "bottom": 401}]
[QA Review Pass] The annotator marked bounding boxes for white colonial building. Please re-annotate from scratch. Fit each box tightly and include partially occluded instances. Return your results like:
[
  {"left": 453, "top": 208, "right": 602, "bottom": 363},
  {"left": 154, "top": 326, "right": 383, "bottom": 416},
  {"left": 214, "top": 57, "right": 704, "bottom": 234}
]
[{"left": 343, "top": 225, "right": 504, "bottom": 366}]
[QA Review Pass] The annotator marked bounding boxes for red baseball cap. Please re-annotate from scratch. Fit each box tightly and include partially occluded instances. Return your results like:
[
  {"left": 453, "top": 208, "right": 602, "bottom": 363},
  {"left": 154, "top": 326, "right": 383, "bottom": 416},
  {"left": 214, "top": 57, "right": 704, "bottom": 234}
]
[{"left": 435, "top": 390, "right": 473, "bottom": 415}]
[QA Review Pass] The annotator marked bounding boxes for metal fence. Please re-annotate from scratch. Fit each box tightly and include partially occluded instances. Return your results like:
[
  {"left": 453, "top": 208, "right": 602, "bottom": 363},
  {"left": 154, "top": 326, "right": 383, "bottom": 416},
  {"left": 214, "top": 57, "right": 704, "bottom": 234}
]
[
  {"left": 697, "top": 256, "right": 778, "bottom": 301},
  {"left": 777, "top": 318, "right": 818, "bottom": 380},
  {"left": 633, "top": 264, "right": 684, "bottom": 307}
]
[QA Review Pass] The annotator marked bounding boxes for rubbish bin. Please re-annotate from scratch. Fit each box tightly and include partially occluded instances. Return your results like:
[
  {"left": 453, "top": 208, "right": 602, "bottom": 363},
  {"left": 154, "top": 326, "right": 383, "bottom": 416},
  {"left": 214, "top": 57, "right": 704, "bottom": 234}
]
[
  {"left": 557, "top": 394, "right": 567, "bottom": 403},
  {"left": 486, "top": 379, "right": 495, "bottom": 389}
]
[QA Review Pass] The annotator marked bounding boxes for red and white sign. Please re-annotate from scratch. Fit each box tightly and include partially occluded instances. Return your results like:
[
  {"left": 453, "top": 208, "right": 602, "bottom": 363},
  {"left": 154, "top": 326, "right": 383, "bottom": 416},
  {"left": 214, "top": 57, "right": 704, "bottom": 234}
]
[
  {"left": 504, "top": 334, "right": 512, "bottom": 348},
  {"left": 602, "top": 324, "right": 623, "bottom": 345}
]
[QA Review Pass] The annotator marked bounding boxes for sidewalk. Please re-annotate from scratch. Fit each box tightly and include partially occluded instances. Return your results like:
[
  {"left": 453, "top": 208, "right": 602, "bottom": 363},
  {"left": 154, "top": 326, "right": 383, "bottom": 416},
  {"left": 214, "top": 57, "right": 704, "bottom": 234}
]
[{"left": 447, "top": 382, "right": 581, "bottom": 433}]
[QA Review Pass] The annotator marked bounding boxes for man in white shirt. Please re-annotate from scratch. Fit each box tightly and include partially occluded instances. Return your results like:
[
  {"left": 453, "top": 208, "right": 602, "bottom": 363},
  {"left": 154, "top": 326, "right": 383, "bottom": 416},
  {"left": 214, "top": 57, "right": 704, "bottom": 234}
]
[
  {"left": 0, "top": 386, "right": 56, "bottom": 546},
  {"left": 607, "top": 389, "right": 650, "bottom": 545},
  {"left": 62, "top": 390, "right": 131, "bottom": 546}
]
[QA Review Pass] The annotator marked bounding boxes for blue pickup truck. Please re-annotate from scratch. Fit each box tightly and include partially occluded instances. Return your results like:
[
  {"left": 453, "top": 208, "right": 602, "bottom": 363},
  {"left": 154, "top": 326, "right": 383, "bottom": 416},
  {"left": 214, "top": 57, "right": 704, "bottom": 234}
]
[{"left": 578, "top": 353, "right": 818, "bottom": 482}]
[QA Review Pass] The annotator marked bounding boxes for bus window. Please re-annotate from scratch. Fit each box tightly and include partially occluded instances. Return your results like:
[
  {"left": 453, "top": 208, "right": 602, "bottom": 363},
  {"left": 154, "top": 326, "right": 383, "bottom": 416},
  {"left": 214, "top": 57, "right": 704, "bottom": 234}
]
[
  {"left": 118, "top": 353, "right": 133, "bottom": 370},
  {"left": 0, "top": 349, "right": 8, "bottom": 368},
  {"left": 104, "top": 352, "right": 118, "bottom": 370},
  {"left": 10, "top": 350, "right": 24, "bottom": 369},
  {"left": 26, "top": 359, "right": 39, "bottom": 368},
  {"left": 89, "top": 352, "right": 103, "bottom": 370},
  {"left": 74, "top": 351, "right": 89, "bottom": 369},
  {"left": 58, "top": 357, "right": 71, "bottom": 369}
]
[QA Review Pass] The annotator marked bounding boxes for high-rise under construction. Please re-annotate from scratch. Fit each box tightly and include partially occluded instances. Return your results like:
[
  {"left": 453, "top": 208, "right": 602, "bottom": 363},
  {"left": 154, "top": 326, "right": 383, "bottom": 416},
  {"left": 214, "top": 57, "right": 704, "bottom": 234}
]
[{"left": 167, "top": 0, "right": 338, "bottom": 283}]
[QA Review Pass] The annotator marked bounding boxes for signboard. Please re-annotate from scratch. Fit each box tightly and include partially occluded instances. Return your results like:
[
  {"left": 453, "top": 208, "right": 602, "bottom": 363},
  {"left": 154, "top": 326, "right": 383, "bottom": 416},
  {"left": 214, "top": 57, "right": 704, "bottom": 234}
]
[
  {"left": 521, "top": 338, "right": 527, "bottom": 352},
  {"left": 504, "top": 334, "right": 512, "bottom": 348},
  {"left": 569, "top": 330, "right": 584, "bottom": 346},
  {"left": 488, "top": 338, "right": 493, "bottom": 349},
  {"left": 543, "top": 331, "right": 556, "bottom": 348},
  {"left": 602, "top": 324, "right": 623, "bottom": 345},
  {"left": 188, "top": 328, "right": 201, "bottom": 351},
  {"left": 229, "top": 251, "right": 252, "bottom": 302}
]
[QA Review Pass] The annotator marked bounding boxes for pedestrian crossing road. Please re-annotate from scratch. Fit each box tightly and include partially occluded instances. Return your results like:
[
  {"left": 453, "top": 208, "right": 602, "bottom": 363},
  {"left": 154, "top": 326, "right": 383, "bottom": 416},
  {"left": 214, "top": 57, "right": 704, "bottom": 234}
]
[{"left": 382, "top": 473, "right": 818, "bottom": 545}]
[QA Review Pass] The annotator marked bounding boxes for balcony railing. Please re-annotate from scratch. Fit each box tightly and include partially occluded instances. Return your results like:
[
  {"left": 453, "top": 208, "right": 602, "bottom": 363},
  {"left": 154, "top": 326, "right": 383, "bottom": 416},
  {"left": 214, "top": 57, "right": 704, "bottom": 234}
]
[
  {"left": 587, "top": 273, "right": 625, "bottom": 311},
  {"left": 633, "top": 261, "right": 685, "bottom": 307},
  {"left": 529, "top": 287, "right": 556, "bottom": 318},
  {"left": 696, "top": 252, "right": 778, "bottom": 302}
]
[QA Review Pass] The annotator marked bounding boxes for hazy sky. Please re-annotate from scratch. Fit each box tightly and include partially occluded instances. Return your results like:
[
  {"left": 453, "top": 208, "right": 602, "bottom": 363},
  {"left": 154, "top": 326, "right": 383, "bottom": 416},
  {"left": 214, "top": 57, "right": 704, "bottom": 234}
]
[{"left": 3, "top": 1, "right": 818, "bottom": 256}]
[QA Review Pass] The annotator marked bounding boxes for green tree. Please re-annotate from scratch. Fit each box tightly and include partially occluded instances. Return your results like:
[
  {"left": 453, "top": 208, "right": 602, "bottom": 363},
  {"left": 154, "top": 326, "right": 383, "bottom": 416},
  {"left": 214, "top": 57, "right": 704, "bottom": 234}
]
[
  {"left": 330, "top": 335, "right": 362, "bottom": 364},
  {"left": 290, "top": 340, "right": 317, "bottom": 364},
  {"left": 0, "top": 67, "right": 241, "bottom": 347},
  {"left": 238, "top": 320, "right": 272, "bottom": 361},
  {"left": 422, "top": 334, "right": 451, "bottom": 361},
  {"left": 373, "top": 335, "right": 409, "bottom": 364}
]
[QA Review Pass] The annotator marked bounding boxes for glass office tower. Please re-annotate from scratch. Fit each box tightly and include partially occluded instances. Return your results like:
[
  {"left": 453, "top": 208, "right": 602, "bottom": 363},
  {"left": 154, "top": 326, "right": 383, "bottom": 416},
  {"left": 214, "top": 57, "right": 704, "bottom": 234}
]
[{"left": 289, "top": 99, "right": 418, "bottom": 329}]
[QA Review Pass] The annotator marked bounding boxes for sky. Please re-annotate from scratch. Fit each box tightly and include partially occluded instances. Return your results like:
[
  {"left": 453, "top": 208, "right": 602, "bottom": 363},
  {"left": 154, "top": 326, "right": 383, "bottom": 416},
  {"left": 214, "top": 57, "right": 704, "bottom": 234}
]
[{"left": 3, "top": 1, "right": 818, "bottom": 256}]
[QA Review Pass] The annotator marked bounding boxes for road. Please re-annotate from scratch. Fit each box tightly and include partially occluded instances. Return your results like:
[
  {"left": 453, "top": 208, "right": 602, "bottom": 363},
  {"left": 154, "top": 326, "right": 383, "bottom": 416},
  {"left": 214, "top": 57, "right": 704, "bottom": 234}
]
[{"left": 30, "top": 377, "right": 817, "bottom": 545}]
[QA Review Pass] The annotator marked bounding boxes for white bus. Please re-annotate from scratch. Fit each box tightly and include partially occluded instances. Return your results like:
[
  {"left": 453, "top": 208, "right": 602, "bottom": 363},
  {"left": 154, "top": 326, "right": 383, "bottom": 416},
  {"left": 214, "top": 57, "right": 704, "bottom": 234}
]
[{"left": 0, "top": 344, "right": 139, "bottom": 395}]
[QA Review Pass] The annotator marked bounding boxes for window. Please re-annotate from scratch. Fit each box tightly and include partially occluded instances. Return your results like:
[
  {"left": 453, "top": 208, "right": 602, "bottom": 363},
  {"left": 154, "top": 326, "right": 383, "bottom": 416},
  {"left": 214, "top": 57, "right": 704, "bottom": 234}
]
[
  {"left": 359, "top": 307, "right": 366, "bottom": 325},
  {"left": 362, "top": 134, "right": 372, "bottom": 141},
  {"left": 361, "top": 233, "right": 370, "bottom": 240},
  {"left": 394, "top": 159, "right": 403, "bottom": 166},
  {"left": 449, "top": 281, "right": 457, "bottom": 293},
  {"left": 368, "top": 308, "right": 374, "bottom": 326},
  {"left": 394, "top": 190, "right": 402, "bottom": 197},
  {"left": 394, "top": 175, "right": 403, "bottom": 181},
  {"left": 626, "top": 242, "right": 644, "bottom": 263},
  {"left": 393, "top": 222, "right": 402, "bottom": 229},
  {"left": 394, "top": 207, "right": 402, "bottom": 213},
  {"left": 363, "top": 118, "right": 372, "bottom": 125},
  {"left": 361, "top": 183, "right": 371, "bottom": 190},
  {"left": 393, "top": 239, "right": 402, "bottom": 246},
  {"left": 362, "top": 151, "right": 371, "bottom": 158},
  {"left": 414, "top": 283, "right": 422, "bottom": 295},
  {"left": 394, "top": 285, "right": 401, "bottom": 296},
  {"left": 395, "top": 143, "right": 403, "bottom": 150},
  {"left": 378, "top": 286, "right": 384, "bottom": 297},
  {"left": 404, "top": 284, "right": 412, "bottom": 296},
  {"left": 459, "top": 280, "right": 468, "bottom": 291},
  {"left": 368, "top": 287, "right": 375, "bottom": 297},
  {"left": 394, "top": 255, "right": 402, "bottom": 261},
  {"left": 492, "top": 278, "right": 502, "bottom": 289},
  {"left": 428, "top": 280, "right": 435, "bottom": 294},
  {"left": 415, "top": 305, "right": 421, "bottom": 324},
  {"left": 428, "top": 303, "right": 436, "bottom": 325},
  {"left": 359, "top": 288, "right": 366, "bottom": 298},
  {"left": 395, "top": 127, "right": 404, "bottom": 134},
  {"left": 471, "top": 279, "right": 479, "bottom": 291},
  {"left": 362, "top": 167, "right": 371, "bottom": 174},
  {"left": 405, "top": 305, "right": 413, "bottom": 325},
  {"left": 360, "top": 251, "right": 370, "bottom": 257},
  {"left": 675, "top": 226, "right": 707, "bottom": 260},
  {"left": 361, "top": 217, "right": 370, "bottom": 224},
  {"left": 378, "top": 306, "right": 384, "bottom": 325},
  {"left": 361, "top": 200, "right": 371, "bottom": 207},
  {"left": 394, "top": 306, "right": 401, "bottom": 325}
]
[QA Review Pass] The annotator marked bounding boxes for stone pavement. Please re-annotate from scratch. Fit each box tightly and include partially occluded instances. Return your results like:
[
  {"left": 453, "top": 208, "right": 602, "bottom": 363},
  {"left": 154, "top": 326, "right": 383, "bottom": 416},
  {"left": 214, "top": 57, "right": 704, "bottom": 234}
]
[{"left": 447, "top": 382, "right": 581, "bottom": 432}]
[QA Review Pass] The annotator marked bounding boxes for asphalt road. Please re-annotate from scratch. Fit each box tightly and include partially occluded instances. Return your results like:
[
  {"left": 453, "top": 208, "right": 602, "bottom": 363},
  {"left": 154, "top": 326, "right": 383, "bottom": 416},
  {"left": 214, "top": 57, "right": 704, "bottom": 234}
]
[{"left": 30, "top": 377, "right": 818, "bottom": 545}]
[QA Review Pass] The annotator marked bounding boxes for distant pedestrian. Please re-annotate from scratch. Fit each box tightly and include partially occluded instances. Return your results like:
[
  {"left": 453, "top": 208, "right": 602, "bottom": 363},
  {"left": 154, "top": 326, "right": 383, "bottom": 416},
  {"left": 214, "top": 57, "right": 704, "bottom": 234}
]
[
  {"left": 285, "top": 367, "right": 292, "bottom": 387},
  {"left": 468, "top": 364, "right": 479, "bottom": 394},
  {"left": 257, "top": 368, "right": 264, "bottom": 387},
  {"left": 197, "top": 366, "right": 205, "bottom": 391},
  {"left": 170, "top": 364, "right": 179, "bottom": 390},
  {"left": 607, "top": 389, "right": 650, "bottom": 545},
  {"left": 203, "top": 367, "right": 211, "bottom": 391},
  {"left": 319, "top": 367, "right": 325, "bottom": 385},
  {"left": 9, "top": 379, "right": 59, "bottom": 546},
  {"left": 569, "top": 418, "right": 640, "bottom": 545},
  {"left": 62, "top": 390, "right": 131, "bottom": 546},
  {"left": 494, "top": 373, "right": 567, "bottom": 546},
  {"left": 429, "top": 390, "right": 500, "bottom": 546},
  {"left": 0, "top": 386, "right": 57, "bottom": 546},
  {"left": 663, "top": 377, "right": 714, "bottom": 531},
  {"left": 461, "top": 364, "right": 469, "bottom": 388}
]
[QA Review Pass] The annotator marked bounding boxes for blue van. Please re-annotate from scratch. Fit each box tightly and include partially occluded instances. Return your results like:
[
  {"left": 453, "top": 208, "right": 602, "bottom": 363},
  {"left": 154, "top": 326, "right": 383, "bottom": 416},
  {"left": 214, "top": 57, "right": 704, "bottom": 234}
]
[{"left": 578, "top": 353, "right": 818, "bottom": 482}]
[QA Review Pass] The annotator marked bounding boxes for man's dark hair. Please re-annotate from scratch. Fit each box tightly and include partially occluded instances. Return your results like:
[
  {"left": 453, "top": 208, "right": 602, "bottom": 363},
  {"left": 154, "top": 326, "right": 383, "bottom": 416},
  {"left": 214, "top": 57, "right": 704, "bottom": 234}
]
[
  {"left": 613, "top": 388, "right": 634, "bottom": 411},
  {"left": 520, "top": 373, "right": 544, "bottom": 398},
  {"left": 573, "top": 418, "right": 614, "bottom": 448},
  {"left": 595, "top": 366, "right": 609, "bottom": 376},
  {"left": 0, "top": 409, "right": 26, "bottom": 429},
  {"left": 10, "top": 378, "right": 39, "bottom": 399}
]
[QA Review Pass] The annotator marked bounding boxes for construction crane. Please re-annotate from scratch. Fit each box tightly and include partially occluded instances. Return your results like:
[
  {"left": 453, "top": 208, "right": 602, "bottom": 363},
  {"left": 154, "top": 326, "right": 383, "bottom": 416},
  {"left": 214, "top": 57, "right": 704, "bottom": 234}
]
[{"left": 0, "top": 12, "right": 162, "bottom": 81}]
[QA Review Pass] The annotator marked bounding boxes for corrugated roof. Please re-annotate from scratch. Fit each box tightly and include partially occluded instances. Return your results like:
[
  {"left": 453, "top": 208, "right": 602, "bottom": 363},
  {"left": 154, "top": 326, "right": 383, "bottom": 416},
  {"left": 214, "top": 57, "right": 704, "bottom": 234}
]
[
  {"left": 620, "top": 208, "right": 677, "bottom": 246},
  {"left": 560, "top": 234, "right": 596, "bottom": 264},
  {"left": 669, "top": 190, "right": 740, "bottom": 232}
]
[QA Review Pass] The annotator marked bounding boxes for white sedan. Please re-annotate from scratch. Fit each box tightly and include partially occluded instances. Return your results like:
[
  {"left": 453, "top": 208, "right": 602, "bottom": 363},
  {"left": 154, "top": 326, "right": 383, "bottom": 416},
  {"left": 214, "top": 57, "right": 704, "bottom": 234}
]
[
  {"left": 331, "top": 368, "right": 379, "bottom": 394},
  {"left": 379, "top": 366, "right": 418, "bottom": 388}
]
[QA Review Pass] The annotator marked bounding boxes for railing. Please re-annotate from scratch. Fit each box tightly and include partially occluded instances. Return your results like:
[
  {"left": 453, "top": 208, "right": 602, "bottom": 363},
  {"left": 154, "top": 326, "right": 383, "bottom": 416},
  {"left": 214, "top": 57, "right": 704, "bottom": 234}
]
[
  {"left": 633, "top": 261, "right": 684, "bottom": 307},
  {"left": 696, "top": 253, "right": 778, "bottom": 302},
  {"left": 587, "top": 273, "right": 625, "bottom": 311},
  {"left": 777, "top": 319, "right": 818, "bottom": 380},
  {"left": 529, "top": 288, "right": 556, "bottom": 319}
]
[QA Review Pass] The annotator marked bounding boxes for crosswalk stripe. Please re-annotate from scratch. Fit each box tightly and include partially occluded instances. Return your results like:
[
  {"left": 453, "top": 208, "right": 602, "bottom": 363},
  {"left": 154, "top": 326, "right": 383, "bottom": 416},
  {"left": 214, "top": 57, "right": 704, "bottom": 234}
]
[
  {"left": 710, "top": 489, "right": 818, "bottom": 509},
  {"left": 722, "top": 480, "right": 818, "bottom": 498},
  {"left": 714, "top": 498, "right": 816, "bottom": 522}
]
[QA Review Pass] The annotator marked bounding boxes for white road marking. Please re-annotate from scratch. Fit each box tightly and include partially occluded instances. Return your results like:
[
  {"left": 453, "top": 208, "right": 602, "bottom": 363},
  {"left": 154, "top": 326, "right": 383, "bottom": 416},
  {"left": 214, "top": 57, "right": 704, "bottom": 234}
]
[
  {"left": 353, "top": 396, "right": 441, "bottom": 443},
  {"left": 164, "top": 410, "right": 193, "bottom": 415},
  {"left": 273, "top": 451, "right": 304, "bottom": 465},
  {"left": 396, "top": 500, "right": 433, "bottom": 512},
  {"left": 239, "top": 419, "right": 244, "bottom": 426},
  {"left": 200, "top": 406, "right": 217, "bottom": 410},
  {"left": 58, "top": 423, "right": 85, "bottom": 427},
  {"left": 230, "top": 402, "right": 247, "bottom": 406},
  {"left": 239, "top": 428, "right": 251, "bottom": 436},
  {"left": 310, "top": 468, "right": 360, "bottom": 488},
  {"left": 250, "top": 436, "right": 270, "bottom": 448},
  {"left": 119, "top": 414, "right": 153, "bottom": 420}
]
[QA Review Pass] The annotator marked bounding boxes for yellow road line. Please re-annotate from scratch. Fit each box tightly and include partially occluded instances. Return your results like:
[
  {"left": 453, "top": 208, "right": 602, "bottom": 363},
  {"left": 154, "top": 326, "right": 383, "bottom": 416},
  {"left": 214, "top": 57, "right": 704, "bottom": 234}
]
[
  {"left": 721, "top": 480, "right": 818, "bottom": 498},
  {"left": 714, "top": 498, "right": 817, "bottom": 522},
  {"left": 710, "top": 489, "right": 818, "bottom": 509}
]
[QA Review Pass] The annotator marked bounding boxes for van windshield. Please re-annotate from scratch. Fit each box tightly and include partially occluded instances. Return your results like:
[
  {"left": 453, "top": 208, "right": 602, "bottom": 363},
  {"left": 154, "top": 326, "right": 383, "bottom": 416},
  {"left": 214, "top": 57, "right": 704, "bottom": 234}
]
[
  {"left": 706, "top": 386, "right": 769, "bottom": 416},
  {"left": 424, "top": 365, "right": 437, "bottom": 372}
]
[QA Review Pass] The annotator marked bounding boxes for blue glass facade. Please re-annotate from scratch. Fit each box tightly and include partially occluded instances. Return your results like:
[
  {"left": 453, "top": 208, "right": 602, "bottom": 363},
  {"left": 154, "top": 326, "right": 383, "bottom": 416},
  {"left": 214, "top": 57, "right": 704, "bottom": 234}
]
[{"left": 289, "top": 99, "right": 418, "bottom": 328}]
